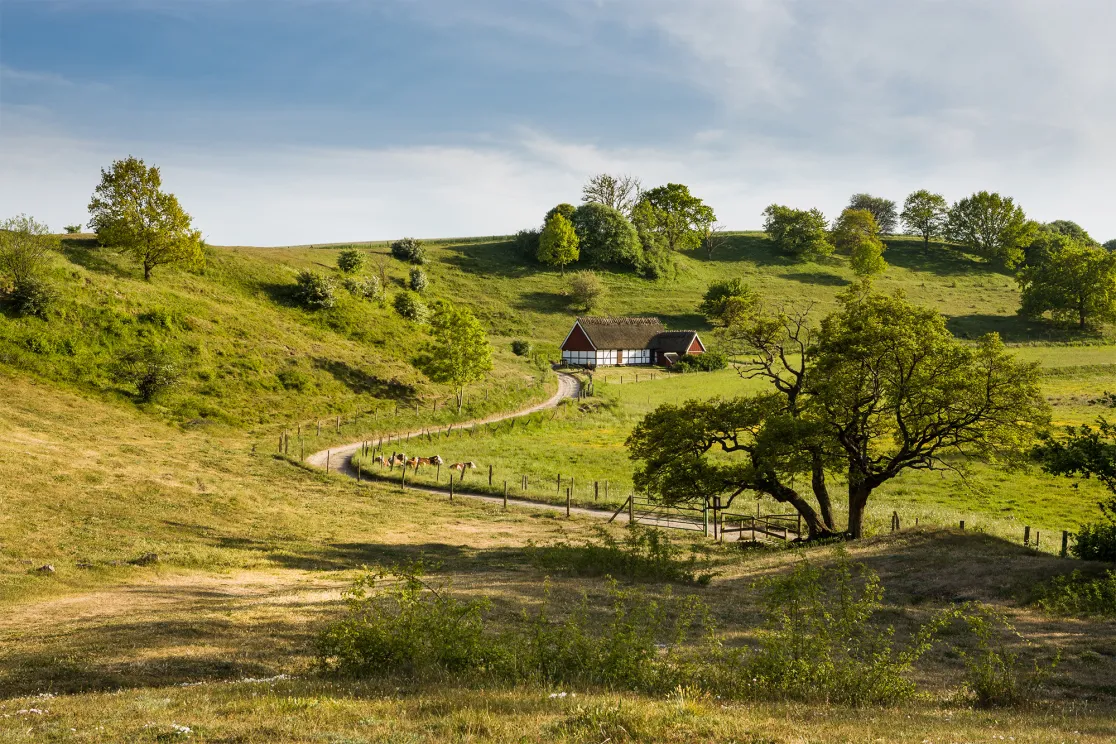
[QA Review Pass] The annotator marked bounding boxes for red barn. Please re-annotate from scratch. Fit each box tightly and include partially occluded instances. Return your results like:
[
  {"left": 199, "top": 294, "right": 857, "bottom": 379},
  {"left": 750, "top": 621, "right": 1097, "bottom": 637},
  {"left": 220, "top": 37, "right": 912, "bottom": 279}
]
[{"left": 560, "top": 317, "right": 705, "bottom": 368}]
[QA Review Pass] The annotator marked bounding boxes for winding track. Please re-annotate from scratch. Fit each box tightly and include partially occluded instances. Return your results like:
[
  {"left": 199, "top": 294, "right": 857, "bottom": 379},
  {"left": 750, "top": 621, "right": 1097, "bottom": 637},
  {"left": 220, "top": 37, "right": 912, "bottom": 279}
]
[{"left": 303, "top": 372, "right": 640, "bottom": 521}]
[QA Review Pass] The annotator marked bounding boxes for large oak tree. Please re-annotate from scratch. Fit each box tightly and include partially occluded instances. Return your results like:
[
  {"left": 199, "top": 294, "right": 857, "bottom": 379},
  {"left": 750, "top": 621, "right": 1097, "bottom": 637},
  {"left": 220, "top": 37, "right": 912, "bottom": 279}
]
[{"left": 628, "top": 285, "right": 1049, "bottom": 539}]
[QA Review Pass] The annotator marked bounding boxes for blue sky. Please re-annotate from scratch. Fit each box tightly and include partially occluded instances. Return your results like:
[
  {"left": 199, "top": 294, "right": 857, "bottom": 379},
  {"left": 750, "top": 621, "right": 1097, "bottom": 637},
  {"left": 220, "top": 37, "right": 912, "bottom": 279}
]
[{"left": 3, "top": 0, "right": 1116, "bottom": 245}]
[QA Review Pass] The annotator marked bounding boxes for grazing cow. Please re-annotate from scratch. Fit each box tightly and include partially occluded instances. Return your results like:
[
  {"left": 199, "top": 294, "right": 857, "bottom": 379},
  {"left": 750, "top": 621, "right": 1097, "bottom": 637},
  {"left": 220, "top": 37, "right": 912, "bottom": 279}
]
[
  {"left": 391, "top": 453, "right": 407, "bottom": 466},
  {"left": 450, "top": 461, "right": 478, "bottom": 477},
  {"left": 373, "top": 455, "right": 389, "bottom": 468},
  {"left": 429, "top": 455, "right": 445, "bottom": 466}
]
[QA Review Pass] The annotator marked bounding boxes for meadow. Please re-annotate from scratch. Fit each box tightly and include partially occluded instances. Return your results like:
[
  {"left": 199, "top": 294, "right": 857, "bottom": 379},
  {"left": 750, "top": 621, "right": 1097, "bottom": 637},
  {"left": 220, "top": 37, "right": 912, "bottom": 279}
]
[{"left": 1, "top": 229, "right": 1115, "bottom": 742}]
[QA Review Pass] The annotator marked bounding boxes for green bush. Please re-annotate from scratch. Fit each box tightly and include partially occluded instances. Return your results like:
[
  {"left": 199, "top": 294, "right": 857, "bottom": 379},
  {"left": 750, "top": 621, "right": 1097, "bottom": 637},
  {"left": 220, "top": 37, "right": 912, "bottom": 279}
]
[
  {"left": 1034, "top": 569, "right": 1116, "bottom": 617},
  {"left": 670, "top": 350, "right": 727, "bottom": 373},
  {"left": 409, "top": 267, "right": 428, "bottom": 292},
  {"left": 1071, "top": 521, "right": 1116, "bottom": 561},
  {"left": 292, "top": 270, "right": 337, "bottom": 310},
  {"left": 6, "top": 277, "right": 55, "bottom": 318},
  {"left": 317, "top": 561, "right": 493, "bottom": 676},
  {"left": 390, "top": 237, "right": 426, "bottom": 265},
  {"left": 514, "top": 228, "right": 541, "bottom": 261},
  {"left": 569, "top": 270, "right": 604, "bottom": 311},
  {"left": 511, "top": 339, "right": 532, "bottom": 356},
  {"left": 113, "top": 345, "right": 181, "bottom": 402},
  {"left": 342, "top": 274, "right": 383, "bottom": 302},
  {"left": 276, "top": 367, "right": 313, "bottom": 391},
  {"left": 529, "top": 524, "right": 715, "bottom": 585},
  {"left": 727, "top": 553, "right": 943, "bottom": 706},
  {"left": 336, "top": 249, "right": 365, "bottom": 274},
  {"left": 956, "top": 605, "right": 1058, "bottom": 708},
  {"left": 64, "top": 224, "right": 83, "bottom": 234},
  {"left": 393, "top": 292, "right": 428, "bottom": 323}
]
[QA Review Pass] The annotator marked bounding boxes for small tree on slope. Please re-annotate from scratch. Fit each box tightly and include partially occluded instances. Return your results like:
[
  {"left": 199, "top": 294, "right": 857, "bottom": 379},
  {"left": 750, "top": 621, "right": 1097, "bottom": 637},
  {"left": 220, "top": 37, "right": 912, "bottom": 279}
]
[{"left": 416, "top": 303, "right": 493, "bottom": 411}]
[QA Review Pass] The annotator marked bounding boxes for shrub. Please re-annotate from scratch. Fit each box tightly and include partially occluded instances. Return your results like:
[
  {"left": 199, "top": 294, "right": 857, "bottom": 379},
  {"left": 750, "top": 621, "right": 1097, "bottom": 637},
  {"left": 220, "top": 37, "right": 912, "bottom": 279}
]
[
  {"left": 336, "top": 249, "right": 365, "bottom": 274},
  {"left": 64, "top": 224, "right": 83, "bottom": 234},
  {"left": 316, "top": 561, "right": 494, "bottom": 676},
  {"left": 511, "top": 339, "right": 532, "bottom": 356},
  {"left": 637, "top": 241, "right": 675, "bottom": 280},
  {"left": 292, "top": 270, "right": 337, "bottom": 310},
  {"left": 390, "top": 237, "right": 426, "bottom": 264},
  {"left": 277, "top": 367, "right": 313, "bottom": 391},
  {"left": 514, "top": 229, "right": 540, "bottom": 261},
  {"left": 1034, "top": 569, "right": 1116, "bottom": 617},
  {"left": 342, "top": 274, "right": 383, "bottom": 302},
  {"left": 570, "top": 202, "right": 642, "bottom": 268},
  {"left": 956, "top": 605, "right": 1058, "bottom": 708},
  {"left": 569, "top": 271, "right": 604, "bottom": 310},
  {"left": 409, "top": 267, "right": 428, "bottom": 292},
  {"left": 393, "top": 292, "right": 428, "bottom": 322},
  {"left": 113, "top": 346, "right": 181, "bottom": 402},
  {"left": 670, "top": 350, "right": 727, "bottom": 373},
  {"left": 729, "top": 554, "right": 943, "bottom": 706},
  {"left": 1070, "top": 521, "right": 1116, "bottom": 561},
  {"left": 529, "top": 524, "right": 716, "bottom": 585},
  {"left": 6, "top": 277, "right": 56, "bottom": 318}
]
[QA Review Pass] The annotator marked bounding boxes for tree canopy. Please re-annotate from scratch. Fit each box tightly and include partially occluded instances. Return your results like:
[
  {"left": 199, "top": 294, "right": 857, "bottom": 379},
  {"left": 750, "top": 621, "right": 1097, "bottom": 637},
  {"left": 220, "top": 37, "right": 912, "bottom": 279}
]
[
  {"left": 634, "top": 183, "right": 715, "bottom": 253},
  {"left": 1017, "top": 240, "right": 1116, "bottom": 329},
  {"left": 1036, "top": 418, "right": 1116, "bottom": 525},
  {"left": 537, "top": 212, "right": 579, "bottom": 275},
  {"left": 628, "top": 286, "right": 1049, "bottom": 540},
  {"left": 416, "top": 303, "right": 493, "bottom": 410},
  {"left": 762, "top": 205, "right": 833, "bottom": 259},
  {"left": 581, "top": 173, "right": 642, "bottom": 217},
  {"left": 900, "top": 190, "right": 949, "bottom": 245},
  {"left": 946, "top": 191, "right": 1037, "bottom": 268},
  {"left": 87, "top": 156, "right": 204, "bottom": 280},
  {"left": 847, "top": 194, "right": 898, "bottom": 234},
  {"left": 570, "top": 202, "right": 642, "bottom": 268},
  {"left": 698, "top": 278, "right": 758, "bottom": 327},
  {"left": 0, "top": 214, "right": 58, "bottom": 287}
]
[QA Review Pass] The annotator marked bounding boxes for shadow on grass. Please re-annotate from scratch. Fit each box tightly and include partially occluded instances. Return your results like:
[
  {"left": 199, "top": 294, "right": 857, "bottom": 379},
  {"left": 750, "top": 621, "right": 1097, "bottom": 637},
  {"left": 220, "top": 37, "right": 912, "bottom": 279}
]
[
  {"left": 515, "top": 290, "right": 571, "bottom": 316},
  {"left": 59, "top": 237, "right": 135, "bottom": 280},
  {"left": 440, "top": 240, "right": 541, "bottom": 280},
  {"left": 311, "top": 358, "right": 417, "bottom": 400},
  {"left": 883, "top": 238, "right": 1009, "bottom": 278},
  {"left": 945, "top": 314, "right": 1102, "bottom": 342},
  {"left": 784, "top": 270, "right": 850, "bottom": 287}
]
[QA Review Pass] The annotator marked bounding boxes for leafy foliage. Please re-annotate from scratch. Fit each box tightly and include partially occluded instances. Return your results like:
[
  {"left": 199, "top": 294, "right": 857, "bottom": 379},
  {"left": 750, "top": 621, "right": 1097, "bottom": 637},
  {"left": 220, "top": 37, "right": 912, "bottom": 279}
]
[
  {"left": 390, "top": 237, "right": 426, "bottom": 264},
  {"left": 698, "top": 278, "right": 758, "bottom": 327},
  {"left": 847, "top": 193, "right": 898, "bottom": 234},
  {"left": 415, "top": 302, "right": 493, "bottom": 409},
  {"left": 1035, "top": 417, "right": 1116, "bottom": 523},
  {"left": 570, "top": 202, "right": 642, "bottom": 268},
  {"left": 87, "top": 156, "right": 204, "bottom": 280},
  {"left": 1017, "top": 240, "right": 1116, "bottom": 328},
  {"left": 6, "top": 277, "right": 56, "bottom": 318},
  {"left": 569, "top": 270, "right": 604, "bottom": 311},
  {"left": 409, "top": 267, "right": 429, "bottom": 292},
  {"left": 1044, "top": 220, "right": 1097, "bottom": 245},
  {"left": 544, "top": 203, "right": 576, "bottom": 224},
  {"left": 900, "top": 189, "right": 949, "bottom": 245},
  {"left": 1034, "top": 569, "right": 1116, "bottom": 617},
  {"left": 634, "top": 184, "right": 715, "bottom": 253},
  {"left": 957, "top": 605, "right": 1058, "bottom": 708},
  {"left": 113, "top": 344, "right": 181, "bottom": 402},
  {"left": 529, "top": 524, "right": 715, "bottom": 584},
  {"left": 537, "top": 212, "right": 579, "bottom": 274},
  {"left": 292, "top": 270, "right": 338, "bottom": 310},
  {"left": 0, "top": 214, "right": 59, "bottom": 288},
  {"left": 393, "top": 291, "right": 428, "bottom": 323},
  {"left": 762, "top": 205, "right": 833, "bottom": 259},
  {"left": 511, "top": 339, "right": 532, "bottom": 356},
  {"left": 669, "top": 350, "right": 727, "bottom": 373},
  {"left": 1069, "top": 521, "right": 1116, "bottom": 562},
  {"left": 513, "top": 228, "right": 541, "bottom": 260},
  {"left": 63, "top": 224, "right": 83, "bottom": 234},
  {"left": 947, "top": 191, "right": 1037, "bottom": 268},
  {"left": 832, "top": 209, "right": 887, "bottom": 276},
  {"left": 342, "top": 274, "right": 383, "bottom": 302},
  {"left": 850, "top": 238, "right": 887, "bottom": 276},
  {"left": 336, "top": 249, "right": 365, "bottom": 274}
]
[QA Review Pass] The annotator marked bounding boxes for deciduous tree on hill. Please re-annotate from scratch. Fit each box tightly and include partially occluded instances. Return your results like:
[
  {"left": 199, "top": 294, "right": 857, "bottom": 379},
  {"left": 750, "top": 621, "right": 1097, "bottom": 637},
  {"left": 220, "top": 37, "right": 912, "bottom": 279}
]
[
  {"left": 847, "top": 193, "right": 898, "bottom": 234},
  {"left": 900, "top": 190, "right": 949, "bottom": 245},
  {"left": 634, "top": 183, "right": 715, "bottom": 253},
  {"left": 698, "top": 278, "right": 758, "bottom": 327},
  {"left": 581, "top": 173, "right": 642, "bottom": 217},
  {"left": 946, "top": 191, "right": 1037, "bottom": 268},
  {"left": 416, "top": 303, "right": 493, "bottom": 411},
  {"left": 628, "top": 285, "right": 1049, "bottom": 540},
  {"left": 762, "top": 205, "right": 833, "bottom": 259},
  {"left": 570, "top": 202, "right": 641, "bottom": 268},
  {"left": 537, "top": 212, "right": 579, "bottom": 275},
  {"left": 88, "top": 156, "right": 203, "bottom": 281},
  {"left": 1017, "top": 240, "right": 1116, "bottom": 329}
]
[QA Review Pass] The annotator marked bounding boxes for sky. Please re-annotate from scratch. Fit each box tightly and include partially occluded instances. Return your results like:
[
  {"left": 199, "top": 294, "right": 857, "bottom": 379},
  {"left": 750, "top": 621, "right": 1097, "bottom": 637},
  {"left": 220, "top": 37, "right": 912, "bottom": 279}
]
[{"left": 2, "top": 0, "right": 1116, "bottom": 246}]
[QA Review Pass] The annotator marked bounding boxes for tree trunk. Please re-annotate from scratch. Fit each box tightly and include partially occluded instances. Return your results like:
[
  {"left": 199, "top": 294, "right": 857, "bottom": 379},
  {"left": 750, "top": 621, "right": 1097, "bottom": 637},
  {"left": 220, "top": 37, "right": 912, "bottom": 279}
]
[
  {"left": 457, "top": 387, "right": 463, "bottom": 412},
  {"left": 847, "top": 482, "right": 872, "bottom": 539},
  {"left": 764, "top": 479, "right": 838, "bottom": 540},
  {"left": 810, "top": 453, "right": 835, "bottom": 530},
  {"left": 144, "top": 262, "right": 152, "bottom": 281}
]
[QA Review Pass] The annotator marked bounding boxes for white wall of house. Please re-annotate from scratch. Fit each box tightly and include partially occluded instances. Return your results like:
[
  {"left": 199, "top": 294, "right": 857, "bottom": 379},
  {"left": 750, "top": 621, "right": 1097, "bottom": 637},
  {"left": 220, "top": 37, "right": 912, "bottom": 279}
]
[{"left": 562, "top": 348, "right": 655, "bottom": 367}]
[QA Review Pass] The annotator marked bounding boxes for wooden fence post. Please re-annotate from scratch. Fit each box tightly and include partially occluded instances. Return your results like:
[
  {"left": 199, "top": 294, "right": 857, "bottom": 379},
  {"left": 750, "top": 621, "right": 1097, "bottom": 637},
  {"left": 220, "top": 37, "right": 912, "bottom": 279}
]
[
  {"left": 326, "top": 450, "right": 330, "bottom": 471},
  {"left": 1061, "top": 530, "right": 1069, "bottom": 558},
  {"left": 594, "top": 481, "right": 599, "bottom": 501},
  {"left": 436, "top": 463, "right": 441, "bottom": 482},
  {"left": 566, "top": 488, "right": 571, "bottom": 518},
  {"left": 503, "top": 481, "right": 508, "bottom": 510},
  {"left": 489, "top": 465, "right": 493, "bottom": 486},
  {"left": 605, "top": 480, "right": 609, "bottom": 500},
  {"left": 1024, "top": 525, "right": 1031, "bottom": 546},
  {"left": 449, "top": 474, "right": 454, "bottom": 501},
  {"left": 317, "top": 420, "right": 321, "bottom": 436},
  {"left": 557, "top": 474, "right": 561, "bottom": 494},
  {"left": 357, "top": 463, "right": 361, "bottom": 482},
  {"left": 278, "top": 434, "right": 284, "bottom": 454},
  {"left": 336, "top": 415, "right": 340, "bottom": 433},
  {"left": 628, "top": 493, "right": 634, "bottom": 524},
  {"left": 960, "top": 520, "right": 965, "bottom": 530},
  {"left": 400, "top": 464, "right": 406, "bottom": 491}
]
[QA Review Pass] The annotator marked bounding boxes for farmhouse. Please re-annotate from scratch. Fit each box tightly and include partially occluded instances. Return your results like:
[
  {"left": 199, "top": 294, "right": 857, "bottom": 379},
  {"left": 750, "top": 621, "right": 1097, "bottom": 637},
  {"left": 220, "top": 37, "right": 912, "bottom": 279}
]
[{"left": 560, "top": 316, "right": 705, "bottom": 368}]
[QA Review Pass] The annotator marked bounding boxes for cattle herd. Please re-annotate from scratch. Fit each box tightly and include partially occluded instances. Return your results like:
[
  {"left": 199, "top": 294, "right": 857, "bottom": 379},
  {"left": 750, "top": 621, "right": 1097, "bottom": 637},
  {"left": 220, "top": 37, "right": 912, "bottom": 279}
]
[{"left": 371, "top": 452, "right": 478, "bottom": 477}]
